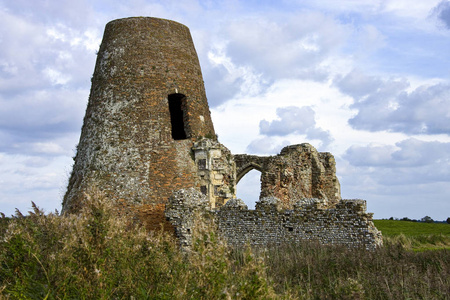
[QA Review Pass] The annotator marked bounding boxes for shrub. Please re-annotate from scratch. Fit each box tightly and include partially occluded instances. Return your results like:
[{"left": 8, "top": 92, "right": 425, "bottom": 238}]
[{"left": 421, "top": 216, "right": 434, "bottom": 223}]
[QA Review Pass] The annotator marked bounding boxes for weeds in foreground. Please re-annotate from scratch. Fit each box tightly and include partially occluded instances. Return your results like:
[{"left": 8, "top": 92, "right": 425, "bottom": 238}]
[
  {"left": 262, "top": 241, "right": 449, "bottom": 299},
  {"left": 1, "top": 195, "right": 449, "bottom": 299},
  {"left": 0, "top": 193, "right": 273, "bottom": 299}
]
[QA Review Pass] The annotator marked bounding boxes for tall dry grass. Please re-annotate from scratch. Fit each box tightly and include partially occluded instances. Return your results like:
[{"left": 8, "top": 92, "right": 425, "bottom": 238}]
[
  {"left": 0, "top": 192, "right": 274, "bottom": 299},
  {"left": 262, "top": 240, "right": 449, "bottom": 299},
  {"left": 1, "top": 192, "right": 449, "bottom": 299}
]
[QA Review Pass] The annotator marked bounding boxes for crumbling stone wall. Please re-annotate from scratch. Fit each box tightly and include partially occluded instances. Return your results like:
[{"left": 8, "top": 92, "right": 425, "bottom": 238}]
[
  {"left": 165, "top": 189, "right": 382, "bottom": 250},
  {"left": 216, "top": 197, "right": 382, "bottom": 250},
  {"left": 234, "top": 154, "right": 267, "bottom": 182},
  {"left": 192, "top": 139, "right": 236, "bottom": 208},
  {"left": 165, "top": 188, "right": 212, "bottom": 247},
  {"left": 235, "top": 143, "right": 341, "bottom": 209}
]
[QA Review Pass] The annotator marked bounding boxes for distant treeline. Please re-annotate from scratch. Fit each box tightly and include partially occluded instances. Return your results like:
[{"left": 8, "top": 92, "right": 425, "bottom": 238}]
[{"left": 382, "top": 216, "right": 450, "bottom": 224}]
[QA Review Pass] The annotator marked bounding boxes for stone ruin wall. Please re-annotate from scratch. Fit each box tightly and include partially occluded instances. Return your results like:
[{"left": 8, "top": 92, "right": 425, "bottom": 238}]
[
  {"left": 216, "top": 198, "right": 382, "bottom": 250},
  {"left": 234, "top": 143, "right": 341, "bottom": 209},
  {"left": 192, "top": 139, "right": 236, "bottom": 209},
  {"left": 165, "top": 143, "right": 382, "bottom": 249},
  {"left": 165, "top": 189, "right": 383, "bottom": 250}
]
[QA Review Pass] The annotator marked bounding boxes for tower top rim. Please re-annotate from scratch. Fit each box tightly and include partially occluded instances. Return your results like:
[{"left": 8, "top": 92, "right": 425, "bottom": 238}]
[{"left": 106, "top": 17, "right": 188, "bottom": 30}]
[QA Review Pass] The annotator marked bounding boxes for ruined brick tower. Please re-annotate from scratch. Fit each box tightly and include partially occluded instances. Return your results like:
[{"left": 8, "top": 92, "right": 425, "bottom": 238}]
[
  {"left": 62, "top": 17, "right": 217, "bottom": 221},
  {"left": 62, "top": 17, "right": 381, "bottom": 248}
]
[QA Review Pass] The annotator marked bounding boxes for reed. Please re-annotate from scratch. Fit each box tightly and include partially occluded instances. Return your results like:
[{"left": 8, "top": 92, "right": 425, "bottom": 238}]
[{"left": 1, "top": 195, "right": 448, "bottom": 299}]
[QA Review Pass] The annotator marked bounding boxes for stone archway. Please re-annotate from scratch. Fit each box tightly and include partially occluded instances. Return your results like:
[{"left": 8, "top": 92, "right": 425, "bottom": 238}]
[
  {"left": 236, "top": 162, "right": 263, "bottom": 184},
  {"left": 234, "top": 154, "right": 268, "bottom": 184},
  {"left": 234, "top": 154, "right": 268, "bottom": 209}
]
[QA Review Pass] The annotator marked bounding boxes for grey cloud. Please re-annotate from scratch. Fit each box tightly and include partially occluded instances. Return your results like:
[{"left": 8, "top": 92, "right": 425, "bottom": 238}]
[
  {"left": 246, "top": 138, "right": 290, "bottom": 155},
  {"left": 389, "top": 84, "right": 450, "bottom": 134},
  {"left": 221, "top": 12, "right": 348, "bottom": 81},
  {"left": 339, "top": 139, "right": 450, "bottom": 219},
  {"left": 260, "top": 106, "right": 316, "bottom": 136},
  {"left": 0, "top": 9, "right": 99, "bottom": 95},
  {"left": 390, "top": 139, "right": 450, "bottom": 166},
  {"left": 334, "top": 69, "right": 385, "bottom": 99},
  {"left": 0, "top": 13, "right": 49, "bottom": 93},
  {"left": 202, "top": 63, "right": 246, "bottom": 107},
  {"left": 22, "top": 156, "right": 55, "bottom": 168},
  {"left": 344, "top": 144, "right": 396, "bottom": 167},
  {"left": 296, "top": 67, "right": 330, "bottom": 82},
  {"left": 434, "top": 1, "right": 450, "bottom": 29},
  {"left": 335, "top": 70, "right": 450, "bottom": 135},
  {"left": 305, "top": 127, "right": 333, "bottom": 148},
  {"left": 259, "top": 106, "right": 333, "bottom": 147},
  {"left": 200, "top": 43, "right": 272, "bottom": 107},
  {"left": 0, "top": 8, "right": 96, "bottom": 158},
  {"left": 183, "top": 8, "right": 349, "bottom": 107},
  {"left": 354, "top": 165, "right": 450, "bottom": 187},
  {"left": 0, "top": 153, "right": 68, "bottom": 215},
  {"left": 339, "top": 163, "right": 450, "bottom": 219},
  {"left": 343, "top": 138, "right": 450, "bottom": 184},
  {"left": 0, "top": 139, "right": 73, "bottom": 157},
  {"left": 3, "top": 0, "right": 98, "bottom": 27},
  {"left": 345, "top": 138, "right": 450, "bottom": 168},
  {"left": 0, "top": 89, "right": 86, "bottom": 155}
]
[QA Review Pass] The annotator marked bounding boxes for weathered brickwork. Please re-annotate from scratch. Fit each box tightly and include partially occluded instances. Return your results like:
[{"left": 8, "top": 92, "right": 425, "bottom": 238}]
[
  {"left": 116, "top": 200, "right": 175, "bottom": 233},
  {"left": 165, "top": 188, "right": 212, "bottom": 247},
  {"left": 62, "top": 18, "right": 216, "bottom": 223},
  {"left": 235, "top": 143, "right": 341, "bottom": 209}
]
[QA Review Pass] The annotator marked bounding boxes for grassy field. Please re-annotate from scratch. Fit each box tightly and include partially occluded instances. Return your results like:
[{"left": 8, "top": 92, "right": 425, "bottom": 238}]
[
  {"left": 374, "top": 220, "right": 450, "bottom": 236},
  {"left": 0, "top": 199, "right": 449, "bottom": 299},
  {"left": 374, "top": 219, "right": 450, "bottom": 251}
]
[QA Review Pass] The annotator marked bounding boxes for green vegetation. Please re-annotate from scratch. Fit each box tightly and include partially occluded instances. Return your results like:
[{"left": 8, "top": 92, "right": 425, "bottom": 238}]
[
  {"left": 263, "top": 241, "right": 449, "bottom": 299},
  {"left": 374, "top": 219, "right": 450, "bottom": 237},
  {"left": 0, "top": 195, "right": 272, "bottom": 299},
  {"left": 374, "top": 219, "right": 450, "bottom": 251},
  {"left": 1, "top": 198, "right": 449, "bottom": 299}
]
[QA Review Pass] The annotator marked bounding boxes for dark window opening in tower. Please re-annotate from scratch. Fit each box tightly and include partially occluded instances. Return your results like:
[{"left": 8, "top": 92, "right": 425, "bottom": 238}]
[{"left": 168, "top": 93, "right": 187, "bottom": 140}]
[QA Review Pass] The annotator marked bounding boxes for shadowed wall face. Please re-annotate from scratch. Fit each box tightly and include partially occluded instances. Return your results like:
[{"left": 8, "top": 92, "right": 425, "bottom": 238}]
[{"left": 63, "top": 17, "right": 215, "bottom": 216}]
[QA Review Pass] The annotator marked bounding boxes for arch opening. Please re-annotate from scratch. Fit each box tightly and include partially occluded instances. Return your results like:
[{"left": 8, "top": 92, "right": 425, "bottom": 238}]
[
  {"left": 236, "top": 169, "right": 261, "bottom": 210},
  {"left": 168, "top": 93, "right": 187, "bottom": 140},
  {"left": 236, "top": 163, "right": 263, "bottom": 184}
]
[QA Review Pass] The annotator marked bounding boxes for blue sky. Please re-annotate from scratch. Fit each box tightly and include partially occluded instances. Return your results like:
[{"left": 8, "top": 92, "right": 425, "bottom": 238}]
[{"left": 1, "top": 0, "right": 450, "bottom": 220}]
